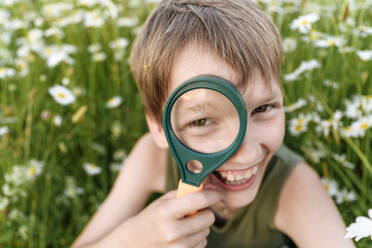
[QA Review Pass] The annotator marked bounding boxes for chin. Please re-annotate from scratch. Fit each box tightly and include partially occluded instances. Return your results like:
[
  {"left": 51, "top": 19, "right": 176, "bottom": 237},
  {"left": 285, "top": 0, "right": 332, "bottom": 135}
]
[{"left": 221, "top": 179, "right": 261, "bottom": 209}]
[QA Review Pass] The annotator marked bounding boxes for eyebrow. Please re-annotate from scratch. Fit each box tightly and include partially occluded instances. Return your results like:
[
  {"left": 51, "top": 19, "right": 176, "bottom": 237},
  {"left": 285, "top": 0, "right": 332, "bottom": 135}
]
[
  {"left": 251, "top": 91, "right": 282, "bottom": 106},
  {"left": 185, "top": 102, "right": 216, "bottom": 113}
]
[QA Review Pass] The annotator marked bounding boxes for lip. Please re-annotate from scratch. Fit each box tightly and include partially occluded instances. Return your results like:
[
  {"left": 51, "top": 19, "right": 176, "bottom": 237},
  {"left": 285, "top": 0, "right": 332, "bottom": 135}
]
[
  {"left": 215, "top": 159, "right": 263, "bottom": 173},
  {"left": 216, "top": 165, "right": 257, "bottom": 174}
]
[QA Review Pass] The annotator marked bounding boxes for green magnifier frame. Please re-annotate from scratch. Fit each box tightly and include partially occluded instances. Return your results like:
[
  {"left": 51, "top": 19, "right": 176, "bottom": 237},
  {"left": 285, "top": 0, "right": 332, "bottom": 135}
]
[{"left": 162, "top": 75, "right": 247, "bottom": 187}]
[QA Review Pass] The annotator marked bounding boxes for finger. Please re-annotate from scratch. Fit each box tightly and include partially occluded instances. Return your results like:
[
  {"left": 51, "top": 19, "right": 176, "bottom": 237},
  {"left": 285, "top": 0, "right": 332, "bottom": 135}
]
[
  {"left": 177, "top": 228, "right": 209, "bottom": 248},
  {"left": 166, "top": 190, "right": 221, "bottom": 218},
  {"left": 194, "top": 239, "right": 208, "bottom": 248},
  {"left": 158, "top": 190, "right": 178, "bottom": 201},
  {"left": 178, "top": 209, "right": 215, "bottom": 236}
]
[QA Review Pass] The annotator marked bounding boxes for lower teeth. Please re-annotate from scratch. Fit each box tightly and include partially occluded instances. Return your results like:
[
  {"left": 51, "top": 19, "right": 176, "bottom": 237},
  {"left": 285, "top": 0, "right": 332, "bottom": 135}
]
[{"left": 225, "top": 177, "right": 251, "bottom": 185}]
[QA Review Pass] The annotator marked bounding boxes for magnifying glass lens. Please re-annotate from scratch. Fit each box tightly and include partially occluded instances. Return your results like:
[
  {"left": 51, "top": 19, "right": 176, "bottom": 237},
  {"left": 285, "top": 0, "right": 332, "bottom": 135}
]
[{"left": 171, "top": 88, "right": 240, "bottom": 154}]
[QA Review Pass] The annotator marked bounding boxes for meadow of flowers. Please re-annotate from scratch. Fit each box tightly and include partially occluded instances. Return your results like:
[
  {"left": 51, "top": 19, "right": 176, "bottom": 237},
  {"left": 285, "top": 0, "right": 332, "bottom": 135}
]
[{"left": 0, "top": 0, "right": 371, "bottom": 247}]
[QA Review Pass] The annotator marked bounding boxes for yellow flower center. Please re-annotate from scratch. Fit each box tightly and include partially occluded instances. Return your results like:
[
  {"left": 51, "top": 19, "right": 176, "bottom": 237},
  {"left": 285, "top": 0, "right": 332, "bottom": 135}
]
[
  {"left": 46, "top": 7, "right": 54, "bottom": 15},
  {"left": 328, "top": 40, "right": 336, "bottom": 46},
  {"left": 325, "top": 184, "right": 330, "bottom": 191},
  {"left": 361, "top": 123, "right": 368, "bottom": 129},
  {"left": 45, "top": 48, "right": 53, "bottom": 55},
  {"left": 29, "top": 166, "right": 36, "bottom": 175},
  {"left": 295, "top": 124, "right": 303, "bottom": 132},
  {"left": 301, "top": 19, "right": 309, "bottom": 26},
  {"left": 17, "top": 63, "right": 25, "bottom": 70},
  {"left": 298, "top": 118, "right": 305, "bottom": 123},
  {"left": 366, "top": 95, "right": 372, "bottom": 101},
  {"left": 58, "top": 92, "right": 66, "bottom": 99},
  {"left": 0, "top": 67, "right": 6, "bottom": 73}
]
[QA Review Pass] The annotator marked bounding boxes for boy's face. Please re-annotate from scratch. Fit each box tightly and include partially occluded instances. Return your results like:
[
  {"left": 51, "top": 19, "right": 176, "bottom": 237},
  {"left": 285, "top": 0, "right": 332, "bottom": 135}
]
[{"left": 165, "top": 44, "right": 285, "bottom": 212}]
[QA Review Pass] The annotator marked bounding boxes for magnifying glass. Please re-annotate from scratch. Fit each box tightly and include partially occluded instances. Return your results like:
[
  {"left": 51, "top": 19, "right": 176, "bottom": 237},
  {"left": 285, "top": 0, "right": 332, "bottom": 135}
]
[{"left": 163, "top": 75, "right": 247, "bottom": 199}]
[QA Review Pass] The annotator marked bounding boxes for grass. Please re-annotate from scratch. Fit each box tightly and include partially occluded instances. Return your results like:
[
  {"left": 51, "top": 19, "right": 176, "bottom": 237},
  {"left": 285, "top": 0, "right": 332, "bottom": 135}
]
[{"left": 0, "top": 0, "right": 371, "bottom": 247}]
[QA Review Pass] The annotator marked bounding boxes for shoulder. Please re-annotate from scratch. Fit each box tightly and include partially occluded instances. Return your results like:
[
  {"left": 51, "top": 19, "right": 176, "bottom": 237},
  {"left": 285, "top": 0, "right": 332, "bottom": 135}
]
[
  {"left": 114, "top": 132, "right": 168, "bottom": 194},
  {"left": 274, "top": 161, "right": 354, "bottom": 247},
  {"left": 274, "top": 145, "right": 303, "bottom": 167}
]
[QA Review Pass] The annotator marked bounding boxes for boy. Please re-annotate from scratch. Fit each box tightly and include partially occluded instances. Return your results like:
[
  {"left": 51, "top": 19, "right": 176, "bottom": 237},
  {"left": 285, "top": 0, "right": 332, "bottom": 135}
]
[{"left": 72, "top": 0, "right": 355, "bottom": 247}]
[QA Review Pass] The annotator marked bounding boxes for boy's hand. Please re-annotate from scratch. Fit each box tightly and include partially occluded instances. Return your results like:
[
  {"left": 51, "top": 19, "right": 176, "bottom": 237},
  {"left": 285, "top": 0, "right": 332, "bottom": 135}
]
[{"left": 119, "top": 189, "right": 221, "bottom": 248}]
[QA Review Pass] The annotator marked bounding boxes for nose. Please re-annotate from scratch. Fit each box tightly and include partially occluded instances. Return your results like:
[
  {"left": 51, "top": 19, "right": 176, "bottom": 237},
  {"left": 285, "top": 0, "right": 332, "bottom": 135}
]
[{"left": 228, "top": 127, "right": 263, "bottom": 165}]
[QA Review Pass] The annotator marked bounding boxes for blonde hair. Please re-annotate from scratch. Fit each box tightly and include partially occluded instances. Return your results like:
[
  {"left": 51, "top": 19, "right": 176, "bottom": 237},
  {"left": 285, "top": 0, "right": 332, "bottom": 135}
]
[{"left": 130, "top": 0, "right": 283, "bottom": 123}]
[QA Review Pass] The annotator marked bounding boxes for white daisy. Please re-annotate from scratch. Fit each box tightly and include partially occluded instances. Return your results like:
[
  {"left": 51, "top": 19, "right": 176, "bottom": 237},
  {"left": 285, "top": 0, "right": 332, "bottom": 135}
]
[
  {"left": 315, "top": 111, "right": 342, "bottom": 137},
  {"left": 44, "top": 27, "right": 64, "bottom": 38},
  {"left": 323, "top": 79, "right": 339, "bottom": 89},
  {"left": 110, "top": 162, "right": 123, "bottom": 172},
  {"left": 42, "top": 3, "right": 74, "bottom": 18},
  {"left": 15, "top": 58, "right": 29, "bottom": 77},
  {"left": 109, "top": 38, "right": 129, "bottom": 50},
  {"left": 0, "top": 67, "right": 15, "bottom": 79},
  {"left": 27, "top": 159, "right": 44, "bottom": 179},
  {"left": 106, "top": 96, "right": 122, "bottom": 108},
  {"left": 307, "top": 148, "right": 327, "bottom": 163},
  {"left": 92, "top": 52, "right": 106, "bottom": 62},
  {"left": 332, "top": 153, "right": 355, "bottom": 169},
  {"left": 84, "top": 10, "right": 105, "bottom": 28},
  {"left": 321, "top": 177, "right": 340, "bottom": 197},
  {"left": 357, "top": 50, "right": 372, "bottom": 61},
  {"left": 288, "top": 114, "right": 311, "bottom": 136},
  {"left": 64, "top": 176, "right": 84, "bottom": 198},
  {"left": 88, "top": 43, "right": 102, "bottom": 53},
  {"left": 284, "top": 98, "right": 307, "bottom": 112},
  {"left": 343, "top": 116, "right": 372, "bottom": 137},
  {"left": 83, "top": 163, "right": 102, "bottom": 175},
  {"left": 290, "top": 13, "right": 319, "bottom": 34},
  {"left": 113, "top": 149, "right": 127, "bottom": 161},
  {"left": 4, "top": 166, "right": 28, "bottom": 186},
  {"left": 49, "top": 85, "right": 76, "bottom": 105},
  {"left": 345, "top": 99, "right": 362, "bottom": 119},
  {"left": 90, "top": 143, "right": 106, "bottom": 155},
  {"left": 111, "top": 121, "right": 122, "bottom": 138},
  {"left": 41, "top": 45, "right": 76, "bottom": 68},
  {"left": 361, "top": 95, "right": 372, "bottom": 113},
  {"left": 284, "top": 59, "right": 320, "bottom": 82},
  {"left": 345, "top": 209, "right": 372, "bottom": 241},
  {"left": 313, "top": 36, "right": 346, "bottom": 48},
  {"left": 62, "top": 78, "right": 70, "bottom": 86},
  {"left": 117, "top": 17, "right": 138, "bottom": 27},
  {"left": 335, "top": 188, "right": 357, "bottom": 204},
  {"left": 0, "top": 197, "right": 9, "bottom": 211},
  {"left": 18, "top": 225, "right": 28, "bottom": 240},
  {"left": 0, "top": 126, "right": 9, "bottom": 136},
  {"left": 282, "top": 37, "right": 297, "bottom": 53},
  {"left": 54, "top": 115, "right": 62, "bottom": 126}
]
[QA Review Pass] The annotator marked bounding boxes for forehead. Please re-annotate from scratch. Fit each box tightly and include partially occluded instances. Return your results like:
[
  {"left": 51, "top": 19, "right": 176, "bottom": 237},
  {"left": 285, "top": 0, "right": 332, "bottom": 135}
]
[
  {"left": 169, "top": 44, "right": 280, "bottom": 98},
  {"left": 170, "top": 44, "right": 238, "bottom": 91}
]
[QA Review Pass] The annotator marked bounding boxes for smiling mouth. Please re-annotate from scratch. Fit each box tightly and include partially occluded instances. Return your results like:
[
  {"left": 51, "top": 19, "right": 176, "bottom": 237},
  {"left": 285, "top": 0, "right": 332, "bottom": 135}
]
[{"left": 212, "top": 166, "right": 258, "bottom": 186}]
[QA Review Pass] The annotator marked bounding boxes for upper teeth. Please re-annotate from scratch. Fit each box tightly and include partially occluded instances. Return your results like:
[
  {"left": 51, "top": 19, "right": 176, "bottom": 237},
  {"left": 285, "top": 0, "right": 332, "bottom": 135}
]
[{"left": 219, "top": 166, "right": 258, "bottom": 182}]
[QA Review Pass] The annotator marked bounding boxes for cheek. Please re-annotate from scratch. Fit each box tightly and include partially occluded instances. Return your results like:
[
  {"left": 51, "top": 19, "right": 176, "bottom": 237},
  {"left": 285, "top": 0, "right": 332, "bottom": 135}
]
[{"left": 260, "top": 113, "right": 285, "bottom": 151}]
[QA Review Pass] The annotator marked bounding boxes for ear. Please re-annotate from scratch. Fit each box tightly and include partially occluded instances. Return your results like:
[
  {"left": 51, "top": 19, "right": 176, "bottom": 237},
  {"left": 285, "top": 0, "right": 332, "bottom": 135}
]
[{"left": 145, "top": 112, "right": 169, "bottom": 149}]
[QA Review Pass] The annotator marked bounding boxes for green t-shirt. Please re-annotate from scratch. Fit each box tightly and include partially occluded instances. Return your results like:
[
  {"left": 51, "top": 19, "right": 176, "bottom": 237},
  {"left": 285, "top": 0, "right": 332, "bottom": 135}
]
[{"left": 165, "top": 145, "right": 303, "bottom": 248}]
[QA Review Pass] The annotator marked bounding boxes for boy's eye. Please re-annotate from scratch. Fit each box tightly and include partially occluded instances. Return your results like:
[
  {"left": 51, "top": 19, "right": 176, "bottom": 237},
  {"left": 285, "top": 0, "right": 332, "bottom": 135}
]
[
  {"left": 190, "top": 118, "right": 209, "bottom": 128},
  {"left": 254, "top": 104, "right": 271, "bottom": 113}
]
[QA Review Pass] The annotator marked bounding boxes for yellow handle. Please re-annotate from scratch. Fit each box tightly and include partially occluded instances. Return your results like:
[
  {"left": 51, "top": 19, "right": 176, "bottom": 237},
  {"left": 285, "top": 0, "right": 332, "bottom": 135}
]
[
  {"left": 176, "top": 180, "right": 203, "bottom": 197},
  {"left": 176, "top": 180, "right": 203, "bottom": 216}
]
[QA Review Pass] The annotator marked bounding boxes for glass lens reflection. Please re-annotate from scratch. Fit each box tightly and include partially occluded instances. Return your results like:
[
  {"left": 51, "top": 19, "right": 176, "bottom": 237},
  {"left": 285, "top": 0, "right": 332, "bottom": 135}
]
[{"left": 171, "top": 88, "right": 239, "bottom": 153}]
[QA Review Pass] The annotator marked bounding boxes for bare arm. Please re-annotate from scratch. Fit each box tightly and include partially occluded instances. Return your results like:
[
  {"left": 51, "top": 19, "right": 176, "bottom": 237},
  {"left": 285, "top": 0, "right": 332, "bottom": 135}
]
[
  {"left": 275, "top": 162, "right": 355, "bottom": 247},
  {"left": 71, "top": 133, "right": 167, "bottom": 247}
]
